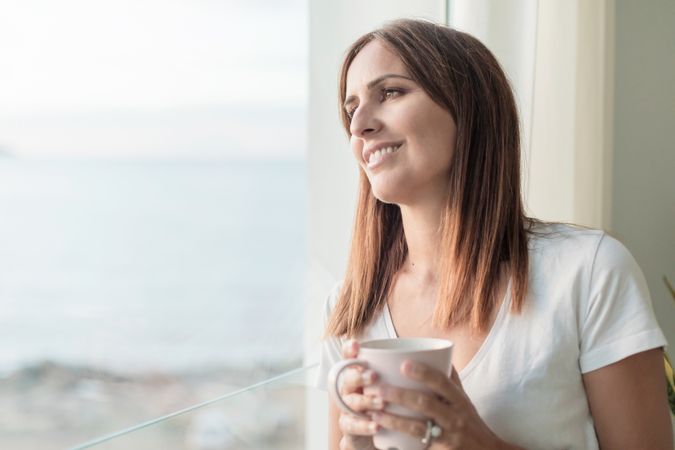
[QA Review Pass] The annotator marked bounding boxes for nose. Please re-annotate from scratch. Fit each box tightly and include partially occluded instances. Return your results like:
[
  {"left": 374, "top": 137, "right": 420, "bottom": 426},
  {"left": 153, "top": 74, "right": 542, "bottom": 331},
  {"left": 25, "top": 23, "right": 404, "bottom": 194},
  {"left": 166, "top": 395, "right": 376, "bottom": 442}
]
[{"left": 349, "top": 103, "right": 382, "bottom": 138}]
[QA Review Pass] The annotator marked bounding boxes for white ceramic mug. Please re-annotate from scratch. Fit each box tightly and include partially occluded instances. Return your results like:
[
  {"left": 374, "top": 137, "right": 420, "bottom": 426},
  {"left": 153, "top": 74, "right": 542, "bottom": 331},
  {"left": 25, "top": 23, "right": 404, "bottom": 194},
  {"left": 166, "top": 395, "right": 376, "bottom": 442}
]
[{"left": 328, "top": 337, "right": 453, "bottom": 450}]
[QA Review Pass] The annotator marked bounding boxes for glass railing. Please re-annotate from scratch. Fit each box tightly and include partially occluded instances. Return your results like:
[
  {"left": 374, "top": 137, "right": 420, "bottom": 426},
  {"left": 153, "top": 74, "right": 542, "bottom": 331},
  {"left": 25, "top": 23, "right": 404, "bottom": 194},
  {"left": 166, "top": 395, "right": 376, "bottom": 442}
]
[
  {"left": 66, "top": 363, "right": 318, "bottom": 450},
  {"left": 0, "top": 156, "right": 309, "bottom": 450}
]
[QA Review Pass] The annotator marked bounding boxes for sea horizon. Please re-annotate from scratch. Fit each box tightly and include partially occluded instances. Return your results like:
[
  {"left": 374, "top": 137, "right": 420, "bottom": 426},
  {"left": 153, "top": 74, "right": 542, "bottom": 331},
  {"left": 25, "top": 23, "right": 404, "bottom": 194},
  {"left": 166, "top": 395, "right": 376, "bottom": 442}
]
[{"left": 0, "top": 157, "right": 307, "bottom": 375}]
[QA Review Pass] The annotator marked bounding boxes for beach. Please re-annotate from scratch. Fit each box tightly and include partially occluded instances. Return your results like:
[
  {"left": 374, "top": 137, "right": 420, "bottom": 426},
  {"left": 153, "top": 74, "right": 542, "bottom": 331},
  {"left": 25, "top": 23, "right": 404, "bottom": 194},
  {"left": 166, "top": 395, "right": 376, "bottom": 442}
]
[{"left": 0, "top": 361, "right": 307, "bottom": 449}]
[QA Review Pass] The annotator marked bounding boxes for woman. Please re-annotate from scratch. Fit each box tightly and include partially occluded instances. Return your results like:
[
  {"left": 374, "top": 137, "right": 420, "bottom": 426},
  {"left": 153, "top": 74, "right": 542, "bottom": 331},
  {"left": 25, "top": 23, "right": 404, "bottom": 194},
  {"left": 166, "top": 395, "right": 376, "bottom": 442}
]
[{"left": 316, "top": 19, "right": 672, "bottom": 450}]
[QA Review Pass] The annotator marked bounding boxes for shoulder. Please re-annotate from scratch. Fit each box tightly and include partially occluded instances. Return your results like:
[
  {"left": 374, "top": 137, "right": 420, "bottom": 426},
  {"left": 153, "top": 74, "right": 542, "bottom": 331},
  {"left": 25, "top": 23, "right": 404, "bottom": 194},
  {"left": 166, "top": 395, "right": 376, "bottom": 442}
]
[
  {"left": 528, "top": 222, "right": 604, "bottom": 251},
  {"left": 323, "top": 281, "right": 344, "bottom": 315},
  {"left": 524, "top": 222, "right": 649, "bottom": 305},
  {"left": 316, "top": 281, "right": 346, "bottom": 390},
  {"left": 591, "top": 232, "right": 642, "bottom": 277},
  {"left": 322, "top": 280, "right": 392, "bottom": 341},
  {"left": 320, "top": 281, "right": 344, "bottom": 332},
  {"left": 528, "top": 222, "right": 640, "bottom": 278},
  {"left": 527, "top": 222, "right": 606, "bottom": 273}
]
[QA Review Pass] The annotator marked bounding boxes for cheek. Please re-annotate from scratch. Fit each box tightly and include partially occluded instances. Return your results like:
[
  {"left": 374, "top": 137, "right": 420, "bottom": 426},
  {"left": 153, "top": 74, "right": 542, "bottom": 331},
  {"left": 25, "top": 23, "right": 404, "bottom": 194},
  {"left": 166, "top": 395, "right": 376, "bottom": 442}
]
[
  {"left": 413, "top": 111, "right": 456, "bottom": 162},
  {"left": 350, "top": 136, "right": 364, "bottom": 163}
]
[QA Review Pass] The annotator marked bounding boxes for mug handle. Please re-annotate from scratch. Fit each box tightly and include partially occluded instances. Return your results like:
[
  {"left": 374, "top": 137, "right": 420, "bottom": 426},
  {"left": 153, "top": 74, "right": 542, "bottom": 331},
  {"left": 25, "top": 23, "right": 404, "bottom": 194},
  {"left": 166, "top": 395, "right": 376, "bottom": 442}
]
[{"left": 327, "top": 358, "right": 370, "bottom": 419}]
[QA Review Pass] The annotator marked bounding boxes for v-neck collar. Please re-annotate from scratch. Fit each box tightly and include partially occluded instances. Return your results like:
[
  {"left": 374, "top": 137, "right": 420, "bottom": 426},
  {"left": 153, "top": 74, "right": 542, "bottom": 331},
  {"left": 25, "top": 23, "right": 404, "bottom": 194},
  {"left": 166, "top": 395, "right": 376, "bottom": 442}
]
[{"left": 382, "top": 278, "right": 512, "bottom": 381}]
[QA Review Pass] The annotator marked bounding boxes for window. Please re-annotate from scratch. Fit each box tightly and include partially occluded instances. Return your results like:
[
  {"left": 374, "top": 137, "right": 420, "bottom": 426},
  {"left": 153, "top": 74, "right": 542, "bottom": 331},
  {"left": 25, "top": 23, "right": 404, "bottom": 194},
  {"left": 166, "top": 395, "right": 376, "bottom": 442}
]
[{"left": 0, "top": 1, "right": 307, "bottom": 448}]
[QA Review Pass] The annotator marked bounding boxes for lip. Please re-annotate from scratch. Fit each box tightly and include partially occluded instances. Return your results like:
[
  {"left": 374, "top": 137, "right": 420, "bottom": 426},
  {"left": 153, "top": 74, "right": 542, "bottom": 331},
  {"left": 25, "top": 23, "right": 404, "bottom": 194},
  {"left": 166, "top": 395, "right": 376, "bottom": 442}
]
[{"left": 362, "top": 141, "right": 405, "bottom": 166}]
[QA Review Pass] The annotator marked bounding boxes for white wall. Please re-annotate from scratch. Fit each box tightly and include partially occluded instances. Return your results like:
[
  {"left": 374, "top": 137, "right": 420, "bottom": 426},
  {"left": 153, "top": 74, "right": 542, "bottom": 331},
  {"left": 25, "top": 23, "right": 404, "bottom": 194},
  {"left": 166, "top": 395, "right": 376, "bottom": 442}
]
[
  {"left": 453, "top": 0, "right": 615, "bottom": 229},
  {"left": 526, "top": 0, "right": 615, "bottom": 228},
  {"left": 612, "top": 0, "right": 675, "bottom": 352},
  {"left": 451, "top": 0, "right": 538, "bottom": 211}
]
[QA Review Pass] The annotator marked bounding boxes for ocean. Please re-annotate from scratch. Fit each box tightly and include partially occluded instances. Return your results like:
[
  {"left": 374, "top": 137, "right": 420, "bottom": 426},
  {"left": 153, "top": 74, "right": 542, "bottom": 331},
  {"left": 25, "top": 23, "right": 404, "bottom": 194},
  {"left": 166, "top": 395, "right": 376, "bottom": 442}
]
[{"left": 0, "top": 158, "right": 306, "bottom": 375}]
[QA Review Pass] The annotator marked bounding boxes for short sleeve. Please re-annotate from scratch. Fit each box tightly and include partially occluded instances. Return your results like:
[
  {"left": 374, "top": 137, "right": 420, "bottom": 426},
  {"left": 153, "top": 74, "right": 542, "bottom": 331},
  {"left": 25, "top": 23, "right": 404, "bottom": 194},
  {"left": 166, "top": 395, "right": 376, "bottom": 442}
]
[
  {"left": 314, "top": 282, "right": 344, "bottom": 390},
  {"left": 579, "top": 234, "right": 667, "bottom": 373}
]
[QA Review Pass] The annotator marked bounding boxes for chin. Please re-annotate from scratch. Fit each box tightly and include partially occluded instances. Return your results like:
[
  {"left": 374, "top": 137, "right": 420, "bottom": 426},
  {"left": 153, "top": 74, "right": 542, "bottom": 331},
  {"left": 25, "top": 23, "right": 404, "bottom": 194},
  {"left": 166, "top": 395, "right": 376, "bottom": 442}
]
[{"left": 370, "top": 184, "right": 403, "bottom": 205}]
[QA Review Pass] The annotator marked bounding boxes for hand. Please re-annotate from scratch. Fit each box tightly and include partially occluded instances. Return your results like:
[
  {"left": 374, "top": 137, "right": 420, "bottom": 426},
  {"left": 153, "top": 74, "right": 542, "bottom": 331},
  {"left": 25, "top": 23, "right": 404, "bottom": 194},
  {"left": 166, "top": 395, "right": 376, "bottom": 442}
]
[
  {"left": 368, "top": 361, "right": 515, "bottom": 450},
  {"left": 336, "top": 339, "right": 385, "bottom": 450}
]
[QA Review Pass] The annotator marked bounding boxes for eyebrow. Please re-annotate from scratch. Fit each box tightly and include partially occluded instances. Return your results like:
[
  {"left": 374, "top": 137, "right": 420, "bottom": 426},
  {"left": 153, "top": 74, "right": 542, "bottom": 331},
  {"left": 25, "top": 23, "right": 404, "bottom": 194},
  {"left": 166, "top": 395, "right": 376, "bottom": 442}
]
[{"left": 343, "top": 73, "right": 414, "bottom": 109}]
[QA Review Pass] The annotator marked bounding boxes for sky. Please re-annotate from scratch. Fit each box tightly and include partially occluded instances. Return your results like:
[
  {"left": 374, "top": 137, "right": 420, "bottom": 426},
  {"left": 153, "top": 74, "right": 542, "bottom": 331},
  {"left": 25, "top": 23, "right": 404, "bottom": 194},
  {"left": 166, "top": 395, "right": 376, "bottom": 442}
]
[{"left": 0, "top": 0, "right": 307, "bottom": 160}]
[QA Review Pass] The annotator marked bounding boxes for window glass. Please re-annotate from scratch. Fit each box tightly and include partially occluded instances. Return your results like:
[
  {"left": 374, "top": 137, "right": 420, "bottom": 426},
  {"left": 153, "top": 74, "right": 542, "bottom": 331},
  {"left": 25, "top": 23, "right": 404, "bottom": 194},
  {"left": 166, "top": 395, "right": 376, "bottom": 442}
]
[{"left": 0, "top": 1, "right": 307, "bottom": 448}]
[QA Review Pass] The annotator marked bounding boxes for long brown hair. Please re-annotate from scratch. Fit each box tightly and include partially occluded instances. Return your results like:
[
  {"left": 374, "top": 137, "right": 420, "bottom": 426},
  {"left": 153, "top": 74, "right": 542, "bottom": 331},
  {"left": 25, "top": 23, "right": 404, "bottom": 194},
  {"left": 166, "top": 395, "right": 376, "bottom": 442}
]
[{"left": 326, "top": 19, "right": 532, "bottom": 338}]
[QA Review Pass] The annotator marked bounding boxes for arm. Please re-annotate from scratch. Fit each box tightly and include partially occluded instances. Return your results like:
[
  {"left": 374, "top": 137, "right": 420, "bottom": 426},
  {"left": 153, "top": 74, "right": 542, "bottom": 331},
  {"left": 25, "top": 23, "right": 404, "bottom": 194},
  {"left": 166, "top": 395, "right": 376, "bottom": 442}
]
[{"left": 583, "top": 348, "right": 673, "bottom": 450}]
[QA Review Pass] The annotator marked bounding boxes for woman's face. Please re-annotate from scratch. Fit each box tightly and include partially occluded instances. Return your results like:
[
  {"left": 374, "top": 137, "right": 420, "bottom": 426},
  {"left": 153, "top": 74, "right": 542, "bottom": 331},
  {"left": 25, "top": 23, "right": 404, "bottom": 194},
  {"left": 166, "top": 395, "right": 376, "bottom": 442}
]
[{"left": 344, "top": 40, "right": 457, "bottom": 206}]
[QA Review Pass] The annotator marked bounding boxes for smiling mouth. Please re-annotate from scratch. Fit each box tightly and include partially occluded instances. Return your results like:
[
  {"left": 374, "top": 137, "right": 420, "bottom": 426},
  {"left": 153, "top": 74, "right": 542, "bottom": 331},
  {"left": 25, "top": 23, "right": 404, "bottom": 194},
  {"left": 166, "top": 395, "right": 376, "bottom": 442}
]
[{"left": 366, "top": 144, "right": 403, "bottom": 167}]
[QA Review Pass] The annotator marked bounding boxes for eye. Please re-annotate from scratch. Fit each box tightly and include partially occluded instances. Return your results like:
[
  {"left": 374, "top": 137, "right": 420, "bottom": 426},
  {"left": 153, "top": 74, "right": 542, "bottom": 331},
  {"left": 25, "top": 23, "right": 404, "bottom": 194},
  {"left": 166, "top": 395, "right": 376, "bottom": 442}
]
[
  {"left": 381, "top": 87, "right": 404, "bottom": 101},
  {"left": 346, "top": 106, "right": 357, "bottom": 120}
]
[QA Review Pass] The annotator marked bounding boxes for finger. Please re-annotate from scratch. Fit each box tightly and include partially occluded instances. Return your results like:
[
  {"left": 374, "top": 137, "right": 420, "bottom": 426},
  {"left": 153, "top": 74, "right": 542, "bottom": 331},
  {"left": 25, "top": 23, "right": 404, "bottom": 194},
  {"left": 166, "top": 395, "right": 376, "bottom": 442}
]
[
  {"left": 371, "top": 411, "right": 427, "bottom": 439},
  {"left": 339, "top": 436, "right": 352, "bottom": 450},
  {"left": 373, "top": 385, "right": 449, "bottom": 426},
  {"left": 341, "top": 339, "right": 360, "bottom": 358},
  {"left": 339, "top": 368, "right": 378, "bottom": 395},
  {"left": 339, "top": 412, "right": 380, "bottom": 436},
  {"left": 401, "top": 360, "right": 462, "bottom": 405},
  {"left": 339, "top": 435, "right": 373, "bottom": 450},
  {"left": 362, "top": 384, "right": 380, "bottom": 396},
  {"left": 343, "top": 392, "right": 386, "bottom": 412}
]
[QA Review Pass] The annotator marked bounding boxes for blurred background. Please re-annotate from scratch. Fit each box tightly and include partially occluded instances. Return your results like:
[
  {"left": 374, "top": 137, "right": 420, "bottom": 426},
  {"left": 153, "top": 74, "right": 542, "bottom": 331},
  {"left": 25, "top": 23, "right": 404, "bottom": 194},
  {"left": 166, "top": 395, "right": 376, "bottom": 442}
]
[
  {"left": 0, "top": 0, "right": 673, "bottom": 449},
  {"left": 0, "top": 0, "right": 308, "bottom": 448}
]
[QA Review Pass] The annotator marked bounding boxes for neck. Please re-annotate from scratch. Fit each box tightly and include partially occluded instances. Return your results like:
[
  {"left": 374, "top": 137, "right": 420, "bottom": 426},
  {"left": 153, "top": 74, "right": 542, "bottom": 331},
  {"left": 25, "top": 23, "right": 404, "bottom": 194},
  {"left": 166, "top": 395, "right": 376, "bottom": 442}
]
[{"left": 399, "top": 195, "right": 446, "bottom": 286}]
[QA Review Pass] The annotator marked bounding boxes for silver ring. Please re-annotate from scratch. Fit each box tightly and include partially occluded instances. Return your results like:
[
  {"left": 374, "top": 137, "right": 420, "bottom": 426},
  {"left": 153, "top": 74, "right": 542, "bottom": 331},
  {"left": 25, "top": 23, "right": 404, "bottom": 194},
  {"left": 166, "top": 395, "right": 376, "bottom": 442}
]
[{"left": 421, "top": 419, "right": 443, "bottom": 444}]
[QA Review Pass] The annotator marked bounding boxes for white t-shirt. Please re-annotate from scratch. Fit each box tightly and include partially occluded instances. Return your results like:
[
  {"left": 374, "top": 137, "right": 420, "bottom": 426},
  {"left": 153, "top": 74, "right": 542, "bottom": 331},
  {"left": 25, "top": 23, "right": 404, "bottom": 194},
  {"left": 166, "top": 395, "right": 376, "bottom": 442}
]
[{"left": 315, "top": 223, "right": 667, "bottom": 450}]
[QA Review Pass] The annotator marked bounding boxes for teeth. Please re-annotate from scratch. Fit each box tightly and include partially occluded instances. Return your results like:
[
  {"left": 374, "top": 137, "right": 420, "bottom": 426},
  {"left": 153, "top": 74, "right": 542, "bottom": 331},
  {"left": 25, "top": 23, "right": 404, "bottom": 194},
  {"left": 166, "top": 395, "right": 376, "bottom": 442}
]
[{"left": 367, "top": 145, "right": 401, "bottom": 165}]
